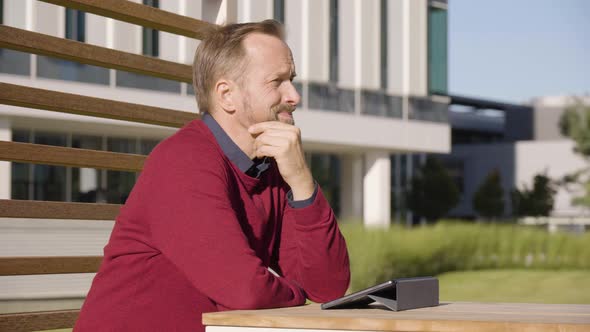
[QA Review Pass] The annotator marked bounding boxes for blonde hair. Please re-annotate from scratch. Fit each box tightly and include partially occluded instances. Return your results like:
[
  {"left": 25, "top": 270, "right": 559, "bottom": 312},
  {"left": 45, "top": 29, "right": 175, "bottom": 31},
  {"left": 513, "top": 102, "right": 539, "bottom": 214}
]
[{"left": 192, "top": 20, "right": 285, "bottom": 113}]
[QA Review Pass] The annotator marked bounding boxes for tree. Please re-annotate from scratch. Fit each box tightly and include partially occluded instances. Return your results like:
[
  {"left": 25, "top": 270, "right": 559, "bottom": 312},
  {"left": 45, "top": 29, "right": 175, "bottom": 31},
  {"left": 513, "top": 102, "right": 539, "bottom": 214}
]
[
  {"left": 473, "top": 169, "right": 505, "bottom": 219},
  {"left": 511, "top": 173, "right": 556, "bottom": 217},
  {"left": 559, "top": 100, "right": 590, "bottom": 208},
  {"left": 406, "top": 157, "right": 459, "bottom": 221}
]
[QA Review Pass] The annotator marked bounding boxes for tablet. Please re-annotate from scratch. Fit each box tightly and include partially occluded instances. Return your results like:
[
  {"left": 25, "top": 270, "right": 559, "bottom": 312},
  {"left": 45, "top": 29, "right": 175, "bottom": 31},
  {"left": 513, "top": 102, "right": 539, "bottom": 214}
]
[
  {"left": 320, "top": 280, "right": 396, "bottom": 310},
  {"left": 321, "top": 277, "right": 439, "bottom": 311}
]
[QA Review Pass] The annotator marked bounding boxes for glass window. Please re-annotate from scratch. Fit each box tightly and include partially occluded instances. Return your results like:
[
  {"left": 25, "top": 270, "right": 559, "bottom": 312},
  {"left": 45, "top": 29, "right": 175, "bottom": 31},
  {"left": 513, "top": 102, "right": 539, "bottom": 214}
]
[
  {"left": 71, "top": 135, "right": 103, "bottom": 203},
  {"left": 273, "top": 0, "right": 285, "bottom": 24},
  {"left": 33, "top": 132, "right": 68, "bottom": 201},
  {"left": 65, "top": 8, "right": 85, "bottom": 42},
  {"left": 308, "top": 82, "right": 354, "bottom": 113},
  {"left": 11, "top": 130, "right": 31, "bottom": 200},
  {"left": 116, "top": 70, "right": 181, "bottom": 93},
  {"left": 0, "top": 48, "right": 31, "bottom": 76},
  {"left": 106, "top": 138, "right": 137, "bottom": 204},
  {"left": 37, "top": 55, "right": 109, "bottom": 85},
  {"left": 142, "top": 0, "right": 159, "bottom": 57},
  {"left": 309, "top": 153, "right": 341, "bottom": 216},
  {"left": 139, "top": 139, "right": 160, "bottom": 155},
  {"left": 329, "top": 0, "right": 338, "bottom": 83},
  {"left": 0, "top": 0, "right": 4, "bottom": 25},
  {"left": 428, "top": 6, "right": 448, "bottom": 94}
]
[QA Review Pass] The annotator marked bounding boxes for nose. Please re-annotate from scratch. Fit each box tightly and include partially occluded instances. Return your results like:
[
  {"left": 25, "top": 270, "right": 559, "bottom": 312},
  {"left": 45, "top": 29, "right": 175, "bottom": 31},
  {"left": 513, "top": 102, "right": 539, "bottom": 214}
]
[{"left": 284, "top": 81, "right": 301, "bottom": 107}]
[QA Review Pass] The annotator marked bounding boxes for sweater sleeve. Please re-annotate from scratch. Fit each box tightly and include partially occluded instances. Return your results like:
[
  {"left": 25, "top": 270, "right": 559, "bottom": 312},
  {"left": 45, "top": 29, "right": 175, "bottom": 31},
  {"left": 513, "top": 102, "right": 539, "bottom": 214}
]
[
  {"left": 141, "top": 142, "right": 306, "bottom": 310},
  {"left": 273, "top": 185, "right": 351, "bottom": 303}
]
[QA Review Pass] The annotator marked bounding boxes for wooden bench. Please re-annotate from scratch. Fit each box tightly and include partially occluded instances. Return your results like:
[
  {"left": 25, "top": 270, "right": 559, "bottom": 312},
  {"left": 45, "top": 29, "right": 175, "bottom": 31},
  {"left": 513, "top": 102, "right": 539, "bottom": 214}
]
[{"left": 0, "top": 0, "right": 215, "bottom": 330}]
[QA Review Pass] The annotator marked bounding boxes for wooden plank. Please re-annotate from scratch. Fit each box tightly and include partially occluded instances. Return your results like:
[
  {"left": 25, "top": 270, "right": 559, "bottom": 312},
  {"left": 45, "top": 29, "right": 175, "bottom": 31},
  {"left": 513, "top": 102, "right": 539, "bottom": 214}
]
[
  {"left": 0, "top": 310, "right": 80, "bottom": 332},
  {"left": 39, "top": 0, "right": 215, "bottom": 39},
  {"left": 0, "top": 25, "right": 192, "bottom": 82},
  {"left": 0, "top": 82, "right": 199, "bottom": 128},
  {"left": 0, "top": 199, "right": 120, "bottom": 220},
  {"left": 0, "top": 256, "right": 102, "bottom": 275},
  {"left": 203, "top": 303, "right": 590, "bottom": 332},
  {"left": 0, "top": 141, "right": 145, "bottom": 172}
]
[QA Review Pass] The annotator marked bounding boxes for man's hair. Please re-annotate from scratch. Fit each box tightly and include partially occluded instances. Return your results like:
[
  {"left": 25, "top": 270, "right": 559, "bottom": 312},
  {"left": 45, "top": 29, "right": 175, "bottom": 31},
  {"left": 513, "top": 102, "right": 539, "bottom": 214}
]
[{"left": 192, "top": 19, "right": 285, "bottom": 113}]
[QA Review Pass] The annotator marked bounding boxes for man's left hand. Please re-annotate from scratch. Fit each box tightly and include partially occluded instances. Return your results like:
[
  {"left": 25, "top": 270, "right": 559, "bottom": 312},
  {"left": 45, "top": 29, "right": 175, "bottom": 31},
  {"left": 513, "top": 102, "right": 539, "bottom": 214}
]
[{"left": 249, "top": 121, "right": 315, "bottom": 201}]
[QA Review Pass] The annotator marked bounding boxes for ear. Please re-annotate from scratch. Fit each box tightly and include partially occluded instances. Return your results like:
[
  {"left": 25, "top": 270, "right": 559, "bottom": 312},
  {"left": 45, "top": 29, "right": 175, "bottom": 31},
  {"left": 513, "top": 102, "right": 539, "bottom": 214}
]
[{"left": 214, "top": 78, "right": 237, "bottom": 114}]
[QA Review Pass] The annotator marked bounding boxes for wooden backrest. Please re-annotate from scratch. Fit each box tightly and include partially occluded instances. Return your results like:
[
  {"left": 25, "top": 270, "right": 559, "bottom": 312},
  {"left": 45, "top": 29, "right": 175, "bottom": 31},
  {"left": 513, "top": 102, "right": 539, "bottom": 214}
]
[{"left": 0, "top": 1, "right": 216, "bottom": 330}]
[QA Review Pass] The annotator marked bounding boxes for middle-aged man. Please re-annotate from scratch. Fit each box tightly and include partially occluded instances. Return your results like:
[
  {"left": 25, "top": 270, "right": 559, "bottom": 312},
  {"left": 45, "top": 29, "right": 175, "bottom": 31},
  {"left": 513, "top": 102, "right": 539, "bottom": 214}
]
[{"left": 74, "top": 20, "right": 350, "bottom": 331}]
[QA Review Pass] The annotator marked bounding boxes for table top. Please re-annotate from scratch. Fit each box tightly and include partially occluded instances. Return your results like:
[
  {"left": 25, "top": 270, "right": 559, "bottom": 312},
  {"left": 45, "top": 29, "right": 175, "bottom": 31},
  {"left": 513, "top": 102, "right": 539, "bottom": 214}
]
[{"left": 203, "top": 302, "right": 590, "bottom": 332}]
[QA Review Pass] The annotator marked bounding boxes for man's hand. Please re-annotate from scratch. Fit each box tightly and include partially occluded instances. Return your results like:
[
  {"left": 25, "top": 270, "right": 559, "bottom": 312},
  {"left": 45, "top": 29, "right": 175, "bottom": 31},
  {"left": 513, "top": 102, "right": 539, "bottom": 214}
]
[{"left": 248, "top": 121, "right": 315, "bottom": 201}]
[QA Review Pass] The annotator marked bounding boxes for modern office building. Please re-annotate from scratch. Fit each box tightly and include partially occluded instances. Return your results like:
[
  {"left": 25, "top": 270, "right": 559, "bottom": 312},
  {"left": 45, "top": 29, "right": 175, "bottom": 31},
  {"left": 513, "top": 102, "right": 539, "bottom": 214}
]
[
  {"left": 0, "top": 0, "right": 450, "bottom": 312},
  {"left": 0, "top": 0, "right": 450, "bottom": 226},
  {"left": 437, "top": 95, "right": 590, "bottom": 219}
]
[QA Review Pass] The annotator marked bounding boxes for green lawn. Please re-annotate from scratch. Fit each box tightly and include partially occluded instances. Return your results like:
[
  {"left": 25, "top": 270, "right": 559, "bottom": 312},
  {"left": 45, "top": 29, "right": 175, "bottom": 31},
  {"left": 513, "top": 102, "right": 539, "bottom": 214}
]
[{"left": 438, "top": 269, "right": 590, "bottom": 304}]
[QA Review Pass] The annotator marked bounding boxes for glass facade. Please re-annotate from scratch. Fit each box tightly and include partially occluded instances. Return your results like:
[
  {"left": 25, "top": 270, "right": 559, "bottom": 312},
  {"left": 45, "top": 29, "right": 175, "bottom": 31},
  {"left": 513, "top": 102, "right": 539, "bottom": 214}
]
[
  {"left": 428, "top": 5, "right": 448, "bottom": 94},
  {"left": 273, "top": 0, "right": 285, "bottom": 24},
  {"left": 0, "top": 48, "right": 30, "bottom": 76},
  {"left": 10, "top": 130, "right": 161, "bottom": 204},
  {"left": 142, "top": 0, "right": 159, "bottom": 57},
  {"left": 65, "top": 8, "right": 85, "bottom": 42},
  {"left": 308, "top": 153, "right": 341, "bottom": 216},
  {"left": 329, "top": 0, "right": 338, "bottom": 83}
]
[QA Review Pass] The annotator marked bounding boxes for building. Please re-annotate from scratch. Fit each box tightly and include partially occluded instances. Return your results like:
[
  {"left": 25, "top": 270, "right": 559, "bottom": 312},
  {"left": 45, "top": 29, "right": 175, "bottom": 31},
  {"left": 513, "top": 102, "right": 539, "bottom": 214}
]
[
  {"left": 439, "top": 95, "right": 590, "bottom": 219},
  {"left": 0, "top": 0, "right": 450, "bottom": 312}
]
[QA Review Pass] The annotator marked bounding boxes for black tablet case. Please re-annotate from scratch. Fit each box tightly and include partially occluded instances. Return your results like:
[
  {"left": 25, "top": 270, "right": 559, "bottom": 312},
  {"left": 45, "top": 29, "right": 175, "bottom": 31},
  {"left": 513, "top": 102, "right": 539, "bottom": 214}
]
[{"left": 321, "top": 276, "right": 439, "bottom": 311}]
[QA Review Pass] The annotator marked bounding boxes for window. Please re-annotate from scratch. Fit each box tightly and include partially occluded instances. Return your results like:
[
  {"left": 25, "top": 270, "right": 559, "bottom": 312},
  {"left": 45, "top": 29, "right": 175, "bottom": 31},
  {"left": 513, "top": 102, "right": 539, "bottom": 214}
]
[
  {"left": 142, "top": 0, "right": 159, "bottom": 57},
  {"left": 309, "top": 153, "right": 341, "bottom": 216},
  {"left": 329, "top": 0, "right": 338, "bottom": 83},
  {"left": 0, "top": 0, "right": 4, "bottom": 25},
  {"left": 10, "top": 130, "right": 158, "bottom": 202},
  {"left": 427, "top": 3, "right": 448, "bottom": 94},
  {"left": 65, "top": 8, "right": 85, "bottom": 42},
  {"left": 380, "top": 0, "right": 388, "bottom": 89},
  {"left": 273, "top": 0, "right": 285, "bottom": 24}
]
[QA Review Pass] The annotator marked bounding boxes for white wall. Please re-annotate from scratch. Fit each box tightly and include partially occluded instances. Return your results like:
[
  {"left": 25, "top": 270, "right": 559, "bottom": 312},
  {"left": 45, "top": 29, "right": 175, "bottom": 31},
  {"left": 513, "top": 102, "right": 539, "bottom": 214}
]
[
  {"left": 515, "top": 140, "right": 589, "bottom": 217},
  {"left": 0, "top": 119, "right": 11, "bottom": 199},
  {"left": 450, "top": 140, "right": 590, "bottom": 218}
]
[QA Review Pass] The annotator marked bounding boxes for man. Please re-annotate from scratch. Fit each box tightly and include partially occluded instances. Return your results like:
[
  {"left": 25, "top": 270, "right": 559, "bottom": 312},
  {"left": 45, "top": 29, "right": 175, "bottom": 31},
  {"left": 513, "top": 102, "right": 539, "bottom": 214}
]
[{"left": 75, "top": 20, "right": 350, "bottom": 331}]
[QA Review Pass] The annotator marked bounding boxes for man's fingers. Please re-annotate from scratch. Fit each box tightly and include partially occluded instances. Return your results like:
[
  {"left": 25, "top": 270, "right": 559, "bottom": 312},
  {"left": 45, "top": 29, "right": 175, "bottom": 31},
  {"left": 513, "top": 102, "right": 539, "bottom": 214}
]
[
  {"left": 254, "top": 145, "right": 281, "bottom": 159},
  {"left": 254, "top": 134, "right": 289, "bottom": 149}
]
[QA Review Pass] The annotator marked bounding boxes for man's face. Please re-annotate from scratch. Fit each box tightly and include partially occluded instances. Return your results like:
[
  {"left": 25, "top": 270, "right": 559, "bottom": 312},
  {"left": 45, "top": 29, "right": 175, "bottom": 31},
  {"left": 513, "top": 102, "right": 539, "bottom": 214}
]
[{"left": 236, "top": 33, "right": 300, "bottom": 127}]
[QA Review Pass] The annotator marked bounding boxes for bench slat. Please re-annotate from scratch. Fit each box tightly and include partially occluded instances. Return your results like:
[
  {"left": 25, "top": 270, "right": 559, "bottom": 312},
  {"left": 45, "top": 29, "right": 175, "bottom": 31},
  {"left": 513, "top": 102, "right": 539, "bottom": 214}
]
[
  {"left": 0, "top": 25, "right": 192, "bottom": 82},
  {"left": 0, "top": 309, "right": 80, "bottom": 332},
  {"left": 40, "top": 0, "right": 214, "bottom": 39},
  {"left": 0, "top": 82, "right": 199, "bottom": 128},
  {"left": 0, "top": 141, "right": 145, "bottom": 171},
  {"left": 0, "top": 256, "right": 102, "bottom": 276},
  {"left": 0, "top": 199, "right": 121, "bottom": 220}
]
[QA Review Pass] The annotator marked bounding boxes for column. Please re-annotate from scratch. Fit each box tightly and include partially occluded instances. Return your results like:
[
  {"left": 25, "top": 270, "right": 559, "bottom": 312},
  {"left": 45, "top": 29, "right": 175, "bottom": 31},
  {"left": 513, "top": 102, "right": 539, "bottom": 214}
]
[
  {"left": 363, "top": 151, "right": 391, "bottom": 227},
  {"left": 339, "top": 154, "right": 363, "bottom": 221}
]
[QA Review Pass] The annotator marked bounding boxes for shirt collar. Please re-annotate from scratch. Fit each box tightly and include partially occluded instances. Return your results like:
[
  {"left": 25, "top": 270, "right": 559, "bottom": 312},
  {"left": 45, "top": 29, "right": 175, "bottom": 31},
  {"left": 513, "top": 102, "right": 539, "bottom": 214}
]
[{"left": 203, "top": 112, "right": 267, "bottom": 174}]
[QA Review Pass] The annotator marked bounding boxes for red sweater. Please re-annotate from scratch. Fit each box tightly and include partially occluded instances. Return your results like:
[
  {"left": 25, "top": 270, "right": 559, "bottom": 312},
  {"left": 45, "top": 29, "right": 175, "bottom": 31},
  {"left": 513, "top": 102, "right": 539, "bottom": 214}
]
[{"left": 74, "top": 119, "right": 350, "bottom": 331}]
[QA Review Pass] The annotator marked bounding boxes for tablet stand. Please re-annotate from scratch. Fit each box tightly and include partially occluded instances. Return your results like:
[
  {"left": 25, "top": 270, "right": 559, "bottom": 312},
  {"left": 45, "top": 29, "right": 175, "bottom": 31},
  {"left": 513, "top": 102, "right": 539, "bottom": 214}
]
[{"left": 368, "top": 277, "right": 439, "bottom": 311}]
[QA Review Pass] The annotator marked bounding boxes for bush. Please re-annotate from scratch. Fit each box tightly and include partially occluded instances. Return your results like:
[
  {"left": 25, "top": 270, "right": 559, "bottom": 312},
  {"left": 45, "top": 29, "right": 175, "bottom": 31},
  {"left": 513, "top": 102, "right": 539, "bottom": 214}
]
[{"left": 340, "top": 221, "right": 590, "bottom": 291}]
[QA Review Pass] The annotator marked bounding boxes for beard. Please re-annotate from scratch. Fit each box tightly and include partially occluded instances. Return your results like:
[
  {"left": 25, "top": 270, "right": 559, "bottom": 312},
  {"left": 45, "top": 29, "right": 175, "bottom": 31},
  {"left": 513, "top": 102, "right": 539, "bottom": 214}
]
[{"left": 270, "top": 103, "right": 296, "bottom": 125}]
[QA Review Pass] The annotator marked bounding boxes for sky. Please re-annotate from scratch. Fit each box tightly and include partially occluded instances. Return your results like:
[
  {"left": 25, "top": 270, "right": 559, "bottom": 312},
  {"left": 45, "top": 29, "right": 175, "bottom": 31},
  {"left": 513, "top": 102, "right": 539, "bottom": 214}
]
[{"left": 448, "top": 0, "right": 590, "bottom": 104}]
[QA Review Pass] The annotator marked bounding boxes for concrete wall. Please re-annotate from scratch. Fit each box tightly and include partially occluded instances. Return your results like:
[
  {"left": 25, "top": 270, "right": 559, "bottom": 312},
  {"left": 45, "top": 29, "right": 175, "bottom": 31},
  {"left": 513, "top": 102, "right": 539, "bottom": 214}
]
[{"left": 449, "top": 140, "right": 589, "bottom": 218}]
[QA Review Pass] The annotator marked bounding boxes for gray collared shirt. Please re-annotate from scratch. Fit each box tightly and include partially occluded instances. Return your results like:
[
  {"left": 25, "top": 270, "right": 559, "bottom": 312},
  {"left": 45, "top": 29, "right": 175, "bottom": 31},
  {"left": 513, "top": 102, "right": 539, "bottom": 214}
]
[{"left": 202, "top": 112, "right": 316, "bottom": 208}]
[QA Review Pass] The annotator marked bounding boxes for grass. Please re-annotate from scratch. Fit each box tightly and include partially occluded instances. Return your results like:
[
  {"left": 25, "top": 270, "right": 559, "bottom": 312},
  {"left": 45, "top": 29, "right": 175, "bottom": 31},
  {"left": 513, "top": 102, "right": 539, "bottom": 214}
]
[
  {"left": 438, "top": 269, "right": 590, "bottom": 304},
  {"left": 340, "top": 221, "right": 590, "bottom": 291}
]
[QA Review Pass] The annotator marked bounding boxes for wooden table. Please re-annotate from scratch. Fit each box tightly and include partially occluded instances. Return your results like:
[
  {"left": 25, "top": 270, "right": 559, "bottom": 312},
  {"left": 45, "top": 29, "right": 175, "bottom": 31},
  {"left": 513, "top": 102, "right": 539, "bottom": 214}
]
[{"left": 203, "top": 302, "right": 590, "bottom": 332}]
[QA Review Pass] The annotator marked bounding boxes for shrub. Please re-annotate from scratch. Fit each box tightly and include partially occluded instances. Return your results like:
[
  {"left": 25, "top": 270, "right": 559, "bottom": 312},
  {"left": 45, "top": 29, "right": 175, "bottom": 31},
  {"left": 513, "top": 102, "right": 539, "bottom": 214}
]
[{"left": 340, "top": 221, "right": 590, "bottom": 291}]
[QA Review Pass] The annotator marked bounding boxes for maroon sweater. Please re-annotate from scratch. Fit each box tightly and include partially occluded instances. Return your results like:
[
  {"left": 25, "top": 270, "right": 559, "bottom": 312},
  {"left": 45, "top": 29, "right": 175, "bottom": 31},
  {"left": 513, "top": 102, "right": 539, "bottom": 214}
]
[{"left": 74, "top": 119, "right": 350, "bottom": 331}]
